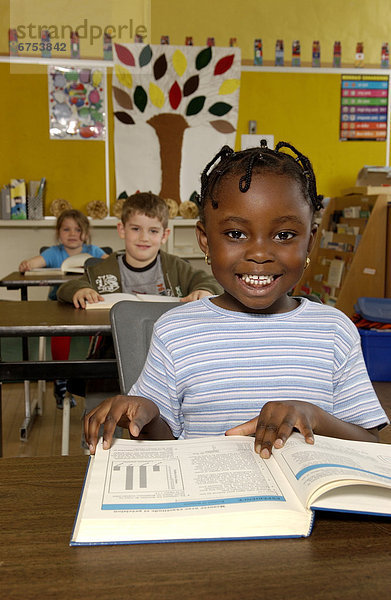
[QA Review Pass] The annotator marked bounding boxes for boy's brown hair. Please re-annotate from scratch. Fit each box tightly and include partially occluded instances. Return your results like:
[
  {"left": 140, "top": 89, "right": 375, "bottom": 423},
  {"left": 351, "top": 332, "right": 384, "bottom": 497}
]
[
  {"left": 121, "top": 192, "right": 169, "bottom": 229},
  {"left": 56, "top": 209, "right": 91, "bottom": 243}
]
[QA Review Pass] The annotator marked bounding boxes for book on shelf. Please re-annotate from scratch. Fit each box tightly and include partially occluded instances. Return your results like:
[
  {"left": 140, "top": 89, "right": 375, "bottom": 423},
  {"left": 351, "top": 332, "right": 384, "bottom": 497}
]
[
  {"left": 24, "top": 253, "right": 93, "bottom": 275},
  {"left": 85, "top": 292, "right": 180, "bottom": 309},
  {"left": 70, "top": 433, "right": 391, "bottom": 546}
]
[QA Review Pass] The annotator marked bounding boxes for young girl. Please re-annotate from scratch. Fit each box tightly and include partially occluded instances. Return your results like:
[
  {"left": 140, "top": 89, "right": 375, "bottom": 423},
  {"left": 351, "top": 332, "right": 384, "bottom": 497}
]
[
  {"left": 84, "top": 142, "right": 388, "bottom": 455},
  {"left": 19, "top": 209, "right": 108, "bottom": 407}
]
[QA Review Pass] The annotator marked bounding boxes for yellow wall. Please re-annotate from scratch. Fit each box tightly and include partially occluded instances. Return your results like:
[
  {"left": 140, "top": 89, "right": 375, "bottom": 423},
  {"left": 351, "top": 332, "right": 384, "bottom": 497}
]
[
  {"left": 151, "top": 0, "right": 391, "bottom": 198},
  {"left": 150, "top": 0, "right": 391, "bottom": 65},
  {"left": 1, "top": 0, "right": 391, "bottom": 213}
]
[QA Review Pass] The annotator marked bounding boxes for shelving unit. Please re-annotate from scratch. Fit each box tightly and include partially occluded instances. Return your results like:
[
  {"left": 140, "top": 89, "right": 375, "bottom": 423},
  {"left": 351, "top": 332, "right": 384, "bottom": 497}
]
[
  {"left": 164, "top": 219, "right": 203, "bottom": 259},
  {"left": 294, "top": 187, "right": 391, "bottom": 316}
]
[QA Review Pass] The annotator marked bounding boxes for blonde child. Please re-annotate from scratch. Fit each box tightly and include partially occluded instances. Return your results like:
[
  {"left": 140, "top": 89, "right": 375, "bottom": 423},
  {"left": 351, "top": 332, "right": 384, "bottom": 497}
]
[
  {"left": 19, "top": 209, "right": 108, "bottom": 407},
  {"left": 84, "top": 143, "right": 388, "bottom": 456}
]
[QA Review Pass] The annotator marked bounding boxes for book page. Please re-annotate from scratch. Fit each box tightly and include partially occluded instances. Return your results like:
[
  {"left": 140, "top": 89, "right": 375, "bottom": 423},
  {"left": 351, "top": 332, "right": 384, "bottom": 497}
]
[
  {"left": 85, "top": 292, "right": 140, "bottom": 309},
  {"left": 72, "top": 436, "right": 311, "bottom": 544},
  {"left": 85, "top": 293, "right": 180, "bottom": 309},
  {"left": 135, "top": 294, "right": 180, "bottom": 303},
  {"left": 274, "top": 433, "right": 391, "bottom": 510}
]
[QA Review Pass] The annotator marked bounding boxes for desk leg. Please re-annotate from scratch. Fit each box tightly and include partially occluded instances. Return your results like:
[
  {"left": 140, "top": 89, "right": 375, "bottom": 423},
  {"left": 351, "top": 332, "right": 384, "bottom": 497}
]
[
  {"left": 0, "top": 381, "right": 3, "bottom": 458},
  {"left": 61, "top": 392, "right": 71, "bottom": 456},
  {"left": 37, "top": 336, "right": 46, "bottom": 415},
  {"left": 20, "top": 380, "right": 37, "bottom": 440}
]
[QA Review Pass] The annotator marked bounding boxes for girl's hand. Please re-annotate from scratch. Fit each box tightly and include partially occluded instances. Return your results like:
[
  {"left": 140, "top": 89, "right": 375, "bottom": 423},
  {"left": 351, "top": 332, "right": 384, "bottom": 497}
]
[
  {"left": 226, "top": 401, "right": 318, "bottom": 458},
  {"left": 84, "top": 395, "right": 169, "bottom": 454},
  {"left": 19, "top": 260, "right": 31, "bottom": 273},
  {"left": 72, "top": 288, "right": 104, "bottom": 308},
  {"left": 180, "top": 290, "right": 211, "bottom": 302}
]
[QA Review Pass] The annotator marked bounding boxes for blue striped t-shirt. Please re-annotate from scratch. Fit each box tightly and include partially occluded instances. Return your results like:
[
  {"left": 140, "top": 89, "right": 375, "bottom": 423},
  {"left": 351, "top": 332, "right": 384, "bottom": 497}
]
[{"left": 130, "top": 297, "right": 388, "bottom": 438}]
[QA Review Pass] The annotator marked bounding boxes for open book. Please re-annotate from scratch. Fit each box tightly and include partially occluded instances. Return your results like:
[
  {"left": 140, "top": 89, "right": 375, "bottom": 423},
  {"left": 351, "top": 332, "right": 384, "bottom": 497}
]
[
  {"left": 70, "top": 433, "right": 391, "bottom": 546},
  {"left": 24, "top": 253, "right": 92, "bottom": 275},
  {"left": 85, "top": 292, "right": 180, "bottom": 309}
]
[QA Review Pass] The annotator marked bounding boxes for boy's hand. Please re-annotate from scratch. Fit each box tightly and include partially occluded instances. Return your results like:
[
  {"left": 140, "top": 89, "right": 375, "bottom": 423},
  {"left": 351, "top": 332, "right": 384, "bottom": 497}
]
[
  {"left": 180, "top": 289, "right": 212, "bottom": 302},
  {"left": 84, "top": 395, "right": 162, "bottom": 454},
  {"left": 226, "top": 401, "right": 318, "bottom": 458},
  {"left": 72, "top": 288, "right": 104, "bottom": 308}
]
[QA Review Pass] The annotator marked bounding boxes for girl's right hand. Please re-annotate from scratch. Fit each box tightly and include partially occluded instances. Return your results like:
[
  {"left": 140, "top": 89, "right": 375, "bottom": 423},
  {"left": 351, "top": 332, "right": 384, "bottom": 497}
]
[
  {"left": 19, "top": 260, "right": 31, "bottom": 273},
  {"left": 84, "top": 395, "right": 167, "bottom": 454}
]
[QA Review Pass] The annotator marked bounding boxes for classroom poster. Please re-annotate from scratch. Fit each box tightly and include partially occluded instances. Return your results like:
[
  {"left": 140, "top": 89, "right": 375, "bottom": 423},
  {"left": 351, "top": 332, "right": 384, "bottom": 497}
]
[
  {"left": 48, "top": 66, "right": 106, "bottom": 140},
  {"left": 340, "top": 74, "right": 389, "bottom": 141},
  {"left": 112, "top": 43, "right": 241, "bottom": 204}
]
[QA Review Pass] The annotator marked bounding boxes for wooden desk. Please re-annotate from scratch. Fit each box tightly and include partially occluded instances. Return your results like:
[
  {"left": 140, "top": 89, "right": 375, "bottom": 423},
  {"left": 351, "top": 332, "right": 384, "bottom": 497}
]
[
  {"left": 0, "top": 270, "right": 81, "bottom": 300},
  {"left": 1, "top": 455, "right": 390, "bottom": 600},
  {"left": 0, "top": 301, "right": 117, "bottom": 455}
]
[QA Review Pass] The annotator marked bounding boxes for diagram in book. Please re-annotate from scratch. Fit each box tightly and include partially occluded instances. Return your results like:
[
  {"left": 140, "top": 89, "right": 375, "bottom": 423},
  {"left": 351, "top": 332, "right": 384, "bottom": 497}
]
[{"left": 109, "top": 459, "right": 184, "bottom": 493}]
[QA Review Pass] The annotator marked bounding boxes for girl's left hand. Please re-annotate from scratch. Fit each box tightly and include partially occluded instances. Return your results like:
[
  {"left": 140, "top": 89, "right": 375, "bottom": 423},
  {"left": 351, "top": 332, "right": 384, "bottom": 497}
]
[{"left": 225, "top": 400, "right": 318, "bottom": 458}]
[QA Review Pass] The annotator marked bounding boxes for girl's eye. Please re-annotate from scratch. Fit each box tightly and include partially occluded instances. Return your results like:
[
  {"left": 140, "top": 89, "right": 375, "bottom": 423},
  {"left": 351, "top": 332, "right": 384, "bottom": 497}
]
[
  {"left": 227, "top": 230, "right": 246, "bottom": 239},
  {"left": 275, "top": 231, "right": 295, "bottom": 241},
  {"left": 150, "top": 230, "right": 160, "bottom": 234}
]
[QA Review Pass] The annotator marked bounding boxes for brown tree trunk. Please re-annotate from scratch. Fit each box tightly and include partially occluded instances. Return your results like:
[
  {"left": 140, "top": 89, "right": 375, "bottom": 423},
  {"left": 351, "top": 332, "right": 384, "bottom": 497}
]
[{"left": 147, "top": 113, "right": 189, "bottom": 204}]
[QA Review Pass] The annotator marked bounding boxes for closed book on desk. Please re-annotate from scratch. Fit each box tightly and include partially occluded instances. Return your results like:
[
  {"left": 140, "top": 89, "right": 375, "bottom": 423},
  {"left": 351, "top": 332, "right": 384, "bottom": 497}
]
[
  {"left": 85, "top": 292, "right": 180, "bottom": 309},
  {"left": 70, "top": 434, "right": 391, "bottom": 546}
]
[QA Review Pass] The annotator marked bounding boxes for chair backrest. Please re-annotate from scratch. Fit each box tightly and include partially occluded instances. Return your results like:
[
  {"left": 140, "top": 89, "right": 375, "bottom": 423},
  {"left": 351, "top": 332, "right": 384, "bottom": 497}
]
[{"left": 110, "top": 300, "right": 178, "bottom": 394}]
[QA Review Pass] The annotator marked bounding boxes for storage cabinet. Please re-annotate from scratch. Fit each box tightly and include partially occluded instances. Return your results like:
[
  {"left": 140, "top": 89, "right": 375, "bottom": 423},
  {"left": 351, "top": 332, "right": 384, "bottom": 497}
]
[{"left": 294, "top": 188, "right": 391, "bottom": 316}]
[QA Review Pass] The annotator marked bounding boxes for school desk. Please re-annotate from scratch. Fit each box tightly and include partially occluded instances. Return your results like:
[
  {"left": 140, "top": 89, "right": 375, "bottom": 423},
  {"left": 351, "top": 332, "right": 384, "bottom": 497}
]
[
  {"left": 0, "top": 300, "right": 117, "bottom": 456},
  {"left": 1, "top": 455, "right": 390, "bottom": 600},
  {"left": 0, "top": 271, "right": 84, "bottom": 435},
  {"left": 0, "top": 270, "right": 81, "bottom": 301}
]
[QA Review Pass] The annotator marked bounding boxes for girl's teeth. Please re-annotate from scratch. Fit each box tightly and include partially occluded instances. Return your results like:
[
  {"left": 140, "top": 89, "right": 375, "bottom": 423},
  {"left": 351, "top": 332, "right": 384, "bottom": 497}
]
[{"left": 241, "top": 274, "right": 274, "bottom": 286}]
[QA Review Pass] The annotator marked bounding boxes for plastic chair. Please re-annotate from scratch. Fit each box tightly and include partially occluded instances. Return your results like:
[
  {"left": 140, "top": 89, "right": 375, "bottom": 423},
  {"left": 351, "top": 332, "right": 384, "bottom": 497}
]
[{"left": 110, "top": 300, "right": 179, "bottom": 394}]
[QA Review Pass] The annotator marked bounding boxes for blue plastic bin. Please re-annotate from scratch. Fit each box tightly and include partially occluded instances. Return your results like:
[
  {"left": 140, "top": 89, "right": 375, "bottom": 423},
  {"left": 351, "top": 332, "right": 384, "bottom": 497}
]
[{"left": 358, "top": 328, "right": 391, "bottom": 381}]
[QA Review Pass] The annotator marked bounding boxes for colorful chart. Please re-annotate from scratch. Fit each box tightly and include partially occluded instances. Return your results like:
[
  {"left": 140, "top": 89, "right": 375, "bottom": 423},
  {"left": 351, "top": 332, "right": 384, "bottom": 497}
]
[
  {"left": 48, "top": 66, "right": 106, "bottom": 140},
  {"left": 340, "top": 75, "right": 389, "bottom": 141}
]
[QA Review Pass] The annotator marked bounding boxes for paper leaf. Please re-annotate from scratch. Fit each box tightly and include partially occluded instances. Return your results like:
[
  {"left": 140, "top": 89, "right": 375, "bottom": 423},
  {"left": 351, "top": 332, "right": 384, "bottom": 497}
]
[
  {"left": 92, "top": 70, "right": 102, "bottom": 87},
  {"left": 219, "top": 78, "right": 240, "bottom": 95},
  {"left": 134, "top": 85, "right": 148, "bottom": 112},
  {"left": 214, "top": 54, "right": 235, "bottom": 75},
  {"left": 209, "top": 119, "right": 236, "bottom": 133},
  {"left": 149, "top": 82, "right": 165, "bottom": 108},
  {"left": 195, "top": 46, "right": 212, "bottom": 70},
  {"left": 169, "top": 81, "right": 182, "bottom": 109},
  {"left": 114, "top": 64, "right": 133, "bottom": 89},
  {"left": 114, "top": 111, "right": 135, "bottom": 125},
  {"left": 154, "top": 54, "right": 168, "bottom": 80},
  {"left": 183, "top": 75, "right": 199, "bottom": 96},
  {"left": 115, "top": 43, "right": 135, "bottom": 66},
  {"left": 186, "top": 96, "right": 206, "bottom": 116},
  {"left": 139, "top": 44, "right": 153, "bottom": 67},
  {"left": 172, "top": 49, "right": 187, "bottom": 76},
  {"left": 209, "top": 102, "right": 232, "bottom": 116},
  {"left": 112, "top": 86, "right": 133, "bottom": 109}
]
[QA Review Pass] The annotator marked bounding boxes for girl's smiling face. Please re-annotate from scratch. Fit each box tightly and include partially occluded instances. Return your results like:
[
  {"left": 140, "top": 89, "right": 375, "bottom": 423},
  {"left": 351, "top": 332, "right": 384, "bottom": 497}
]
[{"left": 196, "top": 173, "right": 317, "bottom": 314}]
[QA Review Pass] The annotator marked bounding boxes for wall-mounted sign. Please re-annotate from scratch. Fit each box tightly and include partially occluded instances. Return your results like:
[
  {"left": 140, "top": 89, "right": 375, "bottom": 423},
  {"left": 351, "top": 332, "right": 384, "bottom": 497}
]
[{"left": 340, "top": 74, "right": 388, "bottom": 141}]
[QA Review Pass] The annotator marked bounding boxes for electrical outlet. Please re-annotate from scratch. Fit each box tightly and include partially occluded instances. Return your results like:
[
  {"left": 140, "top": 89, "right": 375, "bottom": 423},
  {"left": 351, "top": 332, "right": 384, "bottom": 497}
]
[{"left": 248, "top": 120, "right": 257, "bottom": 134}]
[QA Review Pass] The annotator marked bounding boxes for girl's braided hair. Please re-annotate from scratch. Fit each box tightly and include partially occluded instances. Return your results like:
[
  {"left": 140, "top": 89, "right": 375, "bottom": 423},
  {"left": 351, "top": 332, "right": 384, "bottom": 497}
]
[{"left": 197, "top": 140, "right": 323, "bottom": 222}]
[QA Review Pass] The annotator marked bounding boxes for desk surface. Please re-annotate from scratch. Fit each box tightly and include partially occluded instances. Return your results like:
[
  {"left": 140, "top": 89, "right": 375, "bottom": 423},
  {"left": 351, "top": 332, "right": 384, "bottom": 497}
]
[
  {"left": 1, "top": 455, "right": 391, "bottom": 600},
  {"left": 0, "top": 300, "right": 111, "bottom": 336},
  {"left": 0, "top": 270, "right": 81, "bottom": 288}
]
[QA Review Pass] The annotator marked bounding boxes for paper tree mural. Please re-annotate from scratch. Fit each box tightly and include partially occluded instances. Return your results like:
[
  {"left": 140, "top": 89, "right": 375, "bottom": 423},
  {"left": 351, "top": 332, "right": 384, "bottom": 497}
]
[{"left": 112, "top": 43, "right": 241, "bottom": 204}]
